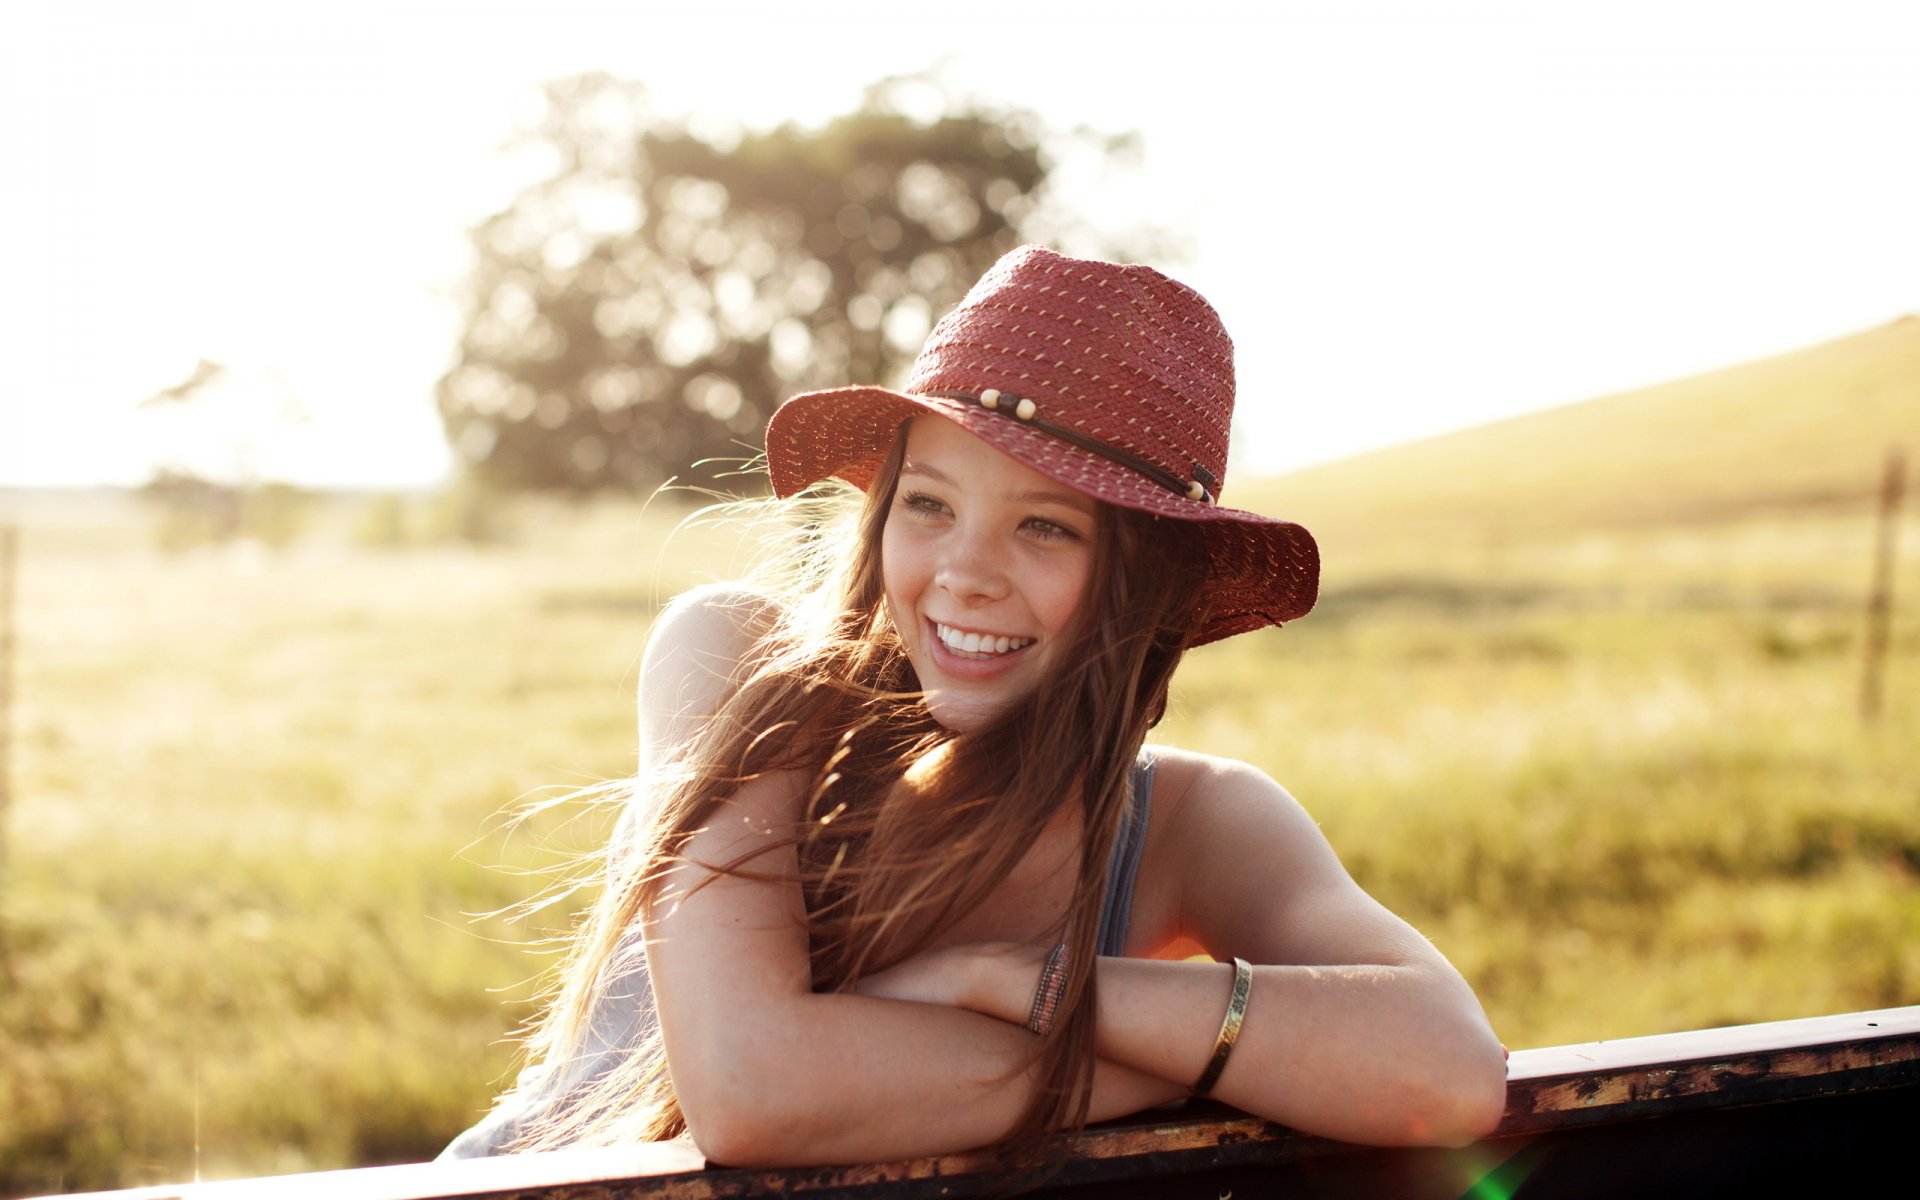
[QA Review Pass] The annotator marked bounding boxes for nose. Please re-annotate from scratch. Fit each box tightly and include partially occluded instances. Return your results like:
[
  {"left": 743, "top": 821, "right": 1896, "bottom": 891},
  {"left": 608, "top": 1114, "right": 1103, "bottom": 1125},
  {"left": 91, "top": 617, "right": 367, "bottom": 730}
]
[{"left": 933, "top": 525, "right": 1009, "bottom": 603}]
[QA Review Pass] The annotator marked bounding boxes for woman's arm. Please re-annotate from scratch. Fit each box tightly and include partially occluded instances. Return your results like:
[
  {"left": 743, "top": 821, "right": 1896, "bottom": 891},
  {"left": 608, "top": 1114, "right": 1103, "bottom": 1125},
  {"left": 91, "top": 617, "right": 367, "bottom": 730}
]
[
  {"left": 645, "top": 771, "right": 1183, "bottom": 1165},
  {"left": 1104, "top": 751, "right": 1506, "bottom": 1145},
  {"left": 858, "top": 753, "right": 1508, "bottom": 1148},
  {"left": 634, "top": 589, "right": 1182, "bottom": 1166}
]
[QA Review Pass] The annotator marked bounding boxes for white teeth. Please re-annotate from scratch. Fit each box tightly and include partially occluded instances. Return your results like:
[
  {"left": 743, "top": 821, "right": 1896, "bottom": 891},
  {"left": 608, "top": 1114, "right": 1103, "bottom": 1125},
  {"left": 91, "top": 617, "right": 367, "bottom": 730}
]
[{"left": 934, "top": 622, "right": 1033, "bottom": 657}]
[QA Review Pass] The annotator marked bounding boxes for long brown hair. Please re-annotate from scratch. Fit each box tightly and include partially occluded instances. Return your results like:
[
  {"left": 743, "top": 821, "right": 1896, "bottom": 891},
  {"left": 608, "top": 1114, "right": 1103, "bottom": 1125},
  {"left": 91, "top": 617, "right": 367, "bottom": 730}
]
[{"left": 508, "top": 422, "right": 1210, "bottom": 1151}]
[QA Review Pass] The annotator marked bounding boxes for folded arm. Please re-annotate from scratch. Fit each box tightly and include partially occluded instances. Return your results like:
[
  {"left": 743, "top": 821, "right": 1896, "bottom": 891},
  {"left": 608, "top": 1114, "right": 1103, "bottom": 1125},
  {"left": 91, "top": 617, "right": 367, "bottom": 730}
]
[
  {"left": 857, "top": 753, "right": 1509, "bottom": 1147},
  {"left": 644, "top": 776, "right": 1184, "bottom": 1166}
]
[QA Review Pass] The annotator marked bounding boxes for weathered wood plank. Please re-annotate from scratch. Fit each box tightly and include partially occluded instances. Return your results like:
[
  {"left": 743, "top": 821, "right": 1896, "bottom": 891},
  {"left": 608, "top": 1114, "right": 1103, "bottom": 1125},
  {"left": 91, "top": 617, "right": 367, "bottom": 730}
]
[
  {"left": 1501, "top": 1004, "right": 1920, "bottom": 1133},
  {"left": 46, "top": 1005, "right": 1920, "bottom": 1200}
]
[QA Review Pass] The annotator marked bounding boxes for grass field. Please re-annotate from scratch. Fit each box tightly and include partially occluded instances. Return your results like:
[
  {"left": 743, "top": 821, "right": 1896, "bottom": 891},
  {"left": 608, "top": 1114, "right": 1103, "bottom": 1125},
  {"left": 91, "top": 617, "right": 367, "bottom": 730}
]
[{"left": 2, "top": 321, "right": 1917, "bottom": 1194}]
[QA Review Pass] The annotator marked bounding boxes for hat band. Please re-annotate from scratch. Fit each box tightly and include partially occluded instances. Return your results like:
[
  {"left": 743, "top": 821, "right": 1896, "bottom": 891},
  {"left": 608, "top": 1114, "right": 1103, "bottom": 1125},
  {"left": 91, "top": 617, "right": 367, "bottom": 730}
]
[{"left": 929, "top": 390, "right": 1217, "bottom": 505}]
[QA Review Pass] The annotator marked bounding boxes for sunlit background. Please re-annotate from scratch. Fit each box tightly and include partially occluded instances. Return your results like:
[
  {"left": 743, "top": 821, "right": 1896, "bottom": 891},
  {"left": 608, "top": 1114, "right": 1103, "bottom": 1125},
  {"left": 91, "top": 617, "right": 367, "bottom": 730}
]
[
  {"left": 5, "top": 0, "right": 1917, "bottom": 488},
  {"left": 2, "top": 2, "right": 1919, "bottom": 1194}
]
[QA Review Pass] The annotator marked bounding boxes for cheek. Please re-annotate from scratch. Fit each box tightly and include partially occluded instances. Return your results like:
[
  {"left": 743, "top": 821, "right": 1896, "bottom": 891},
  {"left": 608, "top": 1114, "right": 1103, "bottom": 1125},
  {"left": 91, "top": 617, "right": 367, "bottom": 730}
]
[
  {"left": 1033, "top": 556, "right": 1094, "bottom": 637},
  {"left": 878, "top": 518, "right": 923, "bottom": 617}
]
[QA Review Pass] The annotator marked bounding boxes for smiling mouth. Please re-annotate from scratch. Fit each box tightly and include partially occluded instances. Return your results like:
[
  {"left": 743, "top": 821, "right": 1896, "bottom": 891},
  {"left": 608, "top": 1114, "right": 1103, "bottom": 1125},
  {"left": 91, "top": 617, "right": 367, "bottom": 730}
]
[{"left": 933, "top": 621, "right": 1035, "bottom": 658}]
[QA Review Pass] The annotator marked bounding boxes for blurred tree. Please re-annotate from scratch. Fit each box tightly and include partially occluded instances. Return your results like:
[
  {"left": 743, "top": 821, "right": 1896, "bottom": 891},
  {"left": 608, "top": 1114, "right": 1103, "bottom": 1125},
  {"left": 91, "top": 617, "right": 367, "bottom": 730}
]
[
  {"left": 141, "top": 466, "right": 244, "bottom": 549},
  {"left": 439, "top": 71, "right": 1163, "bottom": 493},
  {"left": 136, "top": 359, "right": 315, "bottom": 549}
]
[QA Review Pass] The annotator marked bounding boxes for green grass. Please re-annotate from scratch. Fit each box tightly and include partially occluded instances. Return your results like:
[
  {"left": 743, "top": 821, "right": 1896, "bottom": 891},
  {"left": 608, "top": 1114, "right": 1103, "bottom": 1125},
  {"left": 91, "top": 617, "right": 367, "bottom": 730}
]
[
  {"left": 3, "top": 314, "right": 1919, "bottom": 1196},
  {"left": 1162, "top": 564, "right": 1920, "bottom": 1048},
  {"left": 0, "top": 494, "right": 700, "bottom": 1192}
]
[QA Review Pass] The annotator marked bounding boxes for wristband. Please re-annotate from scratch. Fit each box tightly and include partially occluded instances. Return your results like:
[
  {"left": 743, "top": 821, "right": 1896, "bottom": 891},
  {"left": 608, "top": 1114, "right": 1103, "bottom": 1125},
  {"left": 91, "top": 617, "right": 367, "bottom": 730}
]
[
  {"left": 1026, "top": 943, "right": 1070, "bottom": 1035},
  {"left": 1192, "top": 957, "right": 1252, "bottom": 1096}
]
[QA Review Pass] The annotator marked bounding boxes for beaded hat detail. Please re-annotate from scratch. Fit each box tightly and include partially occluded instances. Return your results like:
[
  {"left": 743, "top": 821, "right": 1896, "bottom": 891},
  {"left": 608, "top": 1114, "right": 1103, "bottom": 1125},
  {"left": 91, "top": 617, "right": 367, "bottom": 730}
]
[{"left": 764, "top": 245, "right": 1319, "bottom": 645}]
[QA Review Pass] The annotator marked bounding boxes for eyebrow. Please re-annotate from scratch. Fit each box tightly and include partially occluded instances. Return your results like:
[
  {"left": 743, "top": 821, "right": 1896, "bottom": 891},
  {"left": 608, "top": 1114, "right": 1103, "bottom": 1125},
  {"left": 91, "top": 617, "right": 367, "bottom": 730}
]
[{"left": 901, "top": 461, "right": 1096, "bottom": 513}]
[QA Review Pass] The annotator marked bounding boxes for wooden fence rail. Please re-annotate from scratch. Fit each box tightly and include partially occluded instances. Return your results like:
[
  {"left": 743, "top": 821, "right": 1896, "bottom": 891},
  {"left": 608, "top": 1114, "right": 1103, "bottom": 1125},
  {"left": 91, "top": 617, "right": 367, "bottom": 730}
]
[{"left": 51, "top": 1005, "right": 1919, "bottom": 1200}]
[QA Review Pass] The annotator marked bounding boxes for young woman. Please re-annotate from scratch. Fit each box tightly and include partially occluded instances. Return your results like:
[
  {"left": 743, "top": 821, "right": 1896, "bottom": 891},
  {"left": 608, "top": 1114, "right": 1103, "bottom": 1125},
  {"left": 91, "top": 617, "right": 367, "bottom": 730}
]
[{"left": 443, "top": 246, "right": 1507, "bottom": 1166}]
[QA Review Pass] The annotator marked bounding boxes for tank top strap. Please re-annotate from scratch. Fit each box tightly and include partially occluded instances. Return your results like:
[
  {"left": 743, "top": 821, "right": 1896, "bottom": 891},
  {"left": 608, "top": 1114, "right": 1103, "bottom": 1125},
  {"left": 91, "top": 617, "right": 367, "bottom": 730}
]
[{"left": 1095, "top": 753, "right": 1156, "bottom": 957}]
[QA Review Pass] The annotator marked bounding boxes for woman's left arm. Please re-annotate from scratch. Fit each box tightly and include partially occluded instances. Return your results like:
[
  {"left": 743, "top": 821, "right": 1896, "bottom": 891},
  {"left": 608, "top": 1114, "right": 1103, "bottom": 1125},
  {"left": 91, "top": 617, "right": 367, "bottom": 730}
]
[
  {"left": 1100, "top": 752, "right": 1506, "bottom": 1145},
  {"left": 861, "top": 753, "right": 1508, "bottom": 1147}
]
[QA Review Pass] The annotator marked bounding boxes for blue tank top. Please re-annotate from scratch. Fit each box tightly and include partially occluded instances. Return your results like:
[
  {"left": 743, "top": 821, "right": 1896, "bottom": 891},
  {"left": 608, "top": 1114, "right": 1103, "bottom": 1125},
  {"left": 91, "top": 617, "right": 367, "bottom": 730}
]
[{"left": 440, "top": 757, "right": 1157, "bottom": 1158}]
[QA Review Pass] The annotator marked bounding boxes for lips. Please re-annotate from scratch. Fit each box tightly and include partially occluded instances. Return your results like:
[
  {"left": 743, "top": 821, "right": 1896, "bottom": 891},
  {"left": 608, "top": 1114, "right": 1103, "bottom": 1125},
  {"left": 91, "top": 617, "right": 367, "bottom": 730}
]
[{"left": 933, "top": 621, "right": 1036, "bottom": 658}]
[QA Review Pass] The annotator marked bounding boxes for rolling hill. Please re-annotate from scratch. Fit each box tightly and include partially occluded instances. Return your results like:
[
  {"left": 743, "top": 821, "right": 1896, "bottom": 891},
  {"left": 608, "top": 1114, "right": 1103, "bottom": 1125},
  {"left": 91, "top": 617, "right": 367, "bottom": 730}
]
[{"left": 1239, "top": 316, "right": 1920, "bottom": 551}]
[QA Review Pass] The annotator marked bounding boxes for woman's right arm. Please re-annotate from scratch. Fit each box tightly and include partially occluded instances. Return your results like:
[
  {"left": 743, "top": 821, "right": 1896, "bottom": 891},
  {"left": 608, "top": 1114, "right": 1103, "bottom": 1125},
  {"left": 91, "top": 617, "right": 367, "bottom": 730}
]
[{"left": 634, "top": 588, "right": 1179, "bottom": 1167}]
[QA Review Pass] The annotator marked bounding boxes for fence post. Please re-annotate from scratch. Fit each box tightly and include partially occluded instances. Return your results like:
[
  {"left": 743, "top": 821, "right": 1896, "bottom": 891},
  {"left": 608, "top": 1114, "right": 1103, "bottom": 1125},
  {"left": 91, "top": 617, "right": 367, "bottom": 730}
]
[
  {"left": 1861, "top": 447, "right": 1906, "bottom": 722},
  {"left": 0, "top": 522, "right": 14, "bottom": 960}
]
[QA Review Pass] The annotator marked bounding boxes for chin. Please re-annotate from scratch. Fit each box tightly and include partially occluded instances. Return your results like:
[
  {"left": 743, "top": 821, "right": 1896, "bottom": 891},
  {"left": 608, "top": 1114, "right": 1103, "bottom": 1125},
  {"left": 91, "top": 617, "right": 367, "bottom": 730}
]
[
  {"left": 904, "top": 636, "right": 1043, "bottom": 734},
  {"left": 923, "top": 691, "right": 1003, "bottom": 734}
]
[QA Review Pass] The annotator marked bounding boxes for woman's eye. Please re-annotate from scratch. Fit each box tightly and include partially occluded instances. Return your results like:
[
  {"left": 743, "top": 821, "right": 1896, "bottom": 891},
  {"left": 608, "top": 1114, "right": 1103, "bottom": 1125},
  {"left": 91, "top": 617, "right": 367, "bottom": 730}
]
[
  {"left": 1025, "top": 518, "right": 1079, "bottom": 543},
  {"left": 900, "top": 491, "right": 949, "bottom": 518}
]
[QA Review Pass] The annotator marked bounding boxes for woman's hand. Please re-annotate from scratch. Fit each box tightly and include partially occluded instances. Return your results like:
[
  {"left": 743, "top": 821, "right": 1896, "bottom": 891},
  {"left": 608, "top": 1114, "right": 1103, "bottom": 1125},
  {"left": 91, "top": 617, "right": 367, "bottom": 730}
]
[{"left": 851, "top": 942, "right": 1050, "bottom": 1026}]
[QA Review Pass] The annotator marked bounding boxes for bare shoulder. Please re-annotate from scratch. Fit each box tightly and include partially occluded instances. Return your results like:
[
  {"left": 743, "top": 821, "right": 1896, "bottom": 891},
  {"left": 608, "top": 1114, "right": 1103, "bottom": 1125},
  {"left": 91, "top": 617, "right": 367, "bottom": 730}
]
[
  {"left": 1145, "top": 747, "right": 1443, "bottom": 971},
  {"left": 1143, "top": 747, "right": 1377, "bottom": 951},
  {"left": 645, "top": 582, "right": 783, "bottom": 670},
  {"left": 1147, "top": 746, "right": 1315, "bottom": 840},
  {"left": 1146, "top": 746, "right": 1343, "bottom": 895},
  {"left": 638, "top": 582, "right": 785, "bottom": 766}
]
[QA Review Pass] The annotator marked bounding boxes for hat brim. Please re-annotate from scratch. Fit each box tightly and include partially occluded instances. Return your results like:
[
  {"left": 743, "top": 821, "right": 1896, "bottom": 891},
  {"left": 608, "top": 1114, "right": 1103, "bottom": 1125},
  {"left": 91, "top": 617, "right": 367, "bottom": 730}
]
[{"left": 766, "top": 386, "right": 1320, "bottom": 645}]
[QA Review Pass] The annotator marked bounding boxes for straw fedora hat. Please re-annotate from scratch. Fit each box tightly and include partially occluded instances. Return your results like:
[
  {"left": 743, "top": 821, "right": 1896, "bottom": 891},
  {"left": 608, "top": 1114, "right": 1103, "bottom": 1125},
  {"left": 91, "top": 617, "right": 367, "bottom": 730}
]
[{"left": 764, "top": 245, "right": 1318, "bottom": 645}]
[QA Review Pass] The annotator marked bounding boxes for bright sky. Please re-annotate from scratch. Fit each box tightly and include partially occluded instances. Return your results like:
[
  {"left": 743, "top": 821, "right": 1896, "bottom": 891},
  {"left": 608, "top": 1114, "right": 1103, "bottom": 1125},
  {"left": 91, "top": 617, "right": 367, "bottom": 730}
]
[{"left": 3, "top": 0, "right": 1918, "bottom": 489}]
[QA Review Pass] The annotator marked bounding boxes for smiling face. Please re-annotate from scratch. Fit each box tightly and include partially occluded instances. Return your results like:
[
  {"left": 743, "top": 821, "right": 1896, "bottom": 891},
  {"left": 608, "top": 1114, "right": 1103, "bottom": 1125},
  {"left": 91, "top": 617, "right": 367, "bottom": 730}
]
[{"left": 880, "top": 416, "right": 1099, "bottom": 732}]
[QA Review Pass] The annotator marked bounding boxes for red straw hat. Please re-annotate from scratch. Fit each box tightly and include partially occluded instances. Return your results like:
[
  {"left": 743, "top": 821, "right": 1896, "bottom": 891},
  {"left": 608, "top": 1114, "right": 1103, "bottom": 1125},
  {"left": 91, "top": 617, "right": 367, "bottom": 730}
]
[{"left": 765, "top": 245, "right": 1318, "bottom": 645}]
